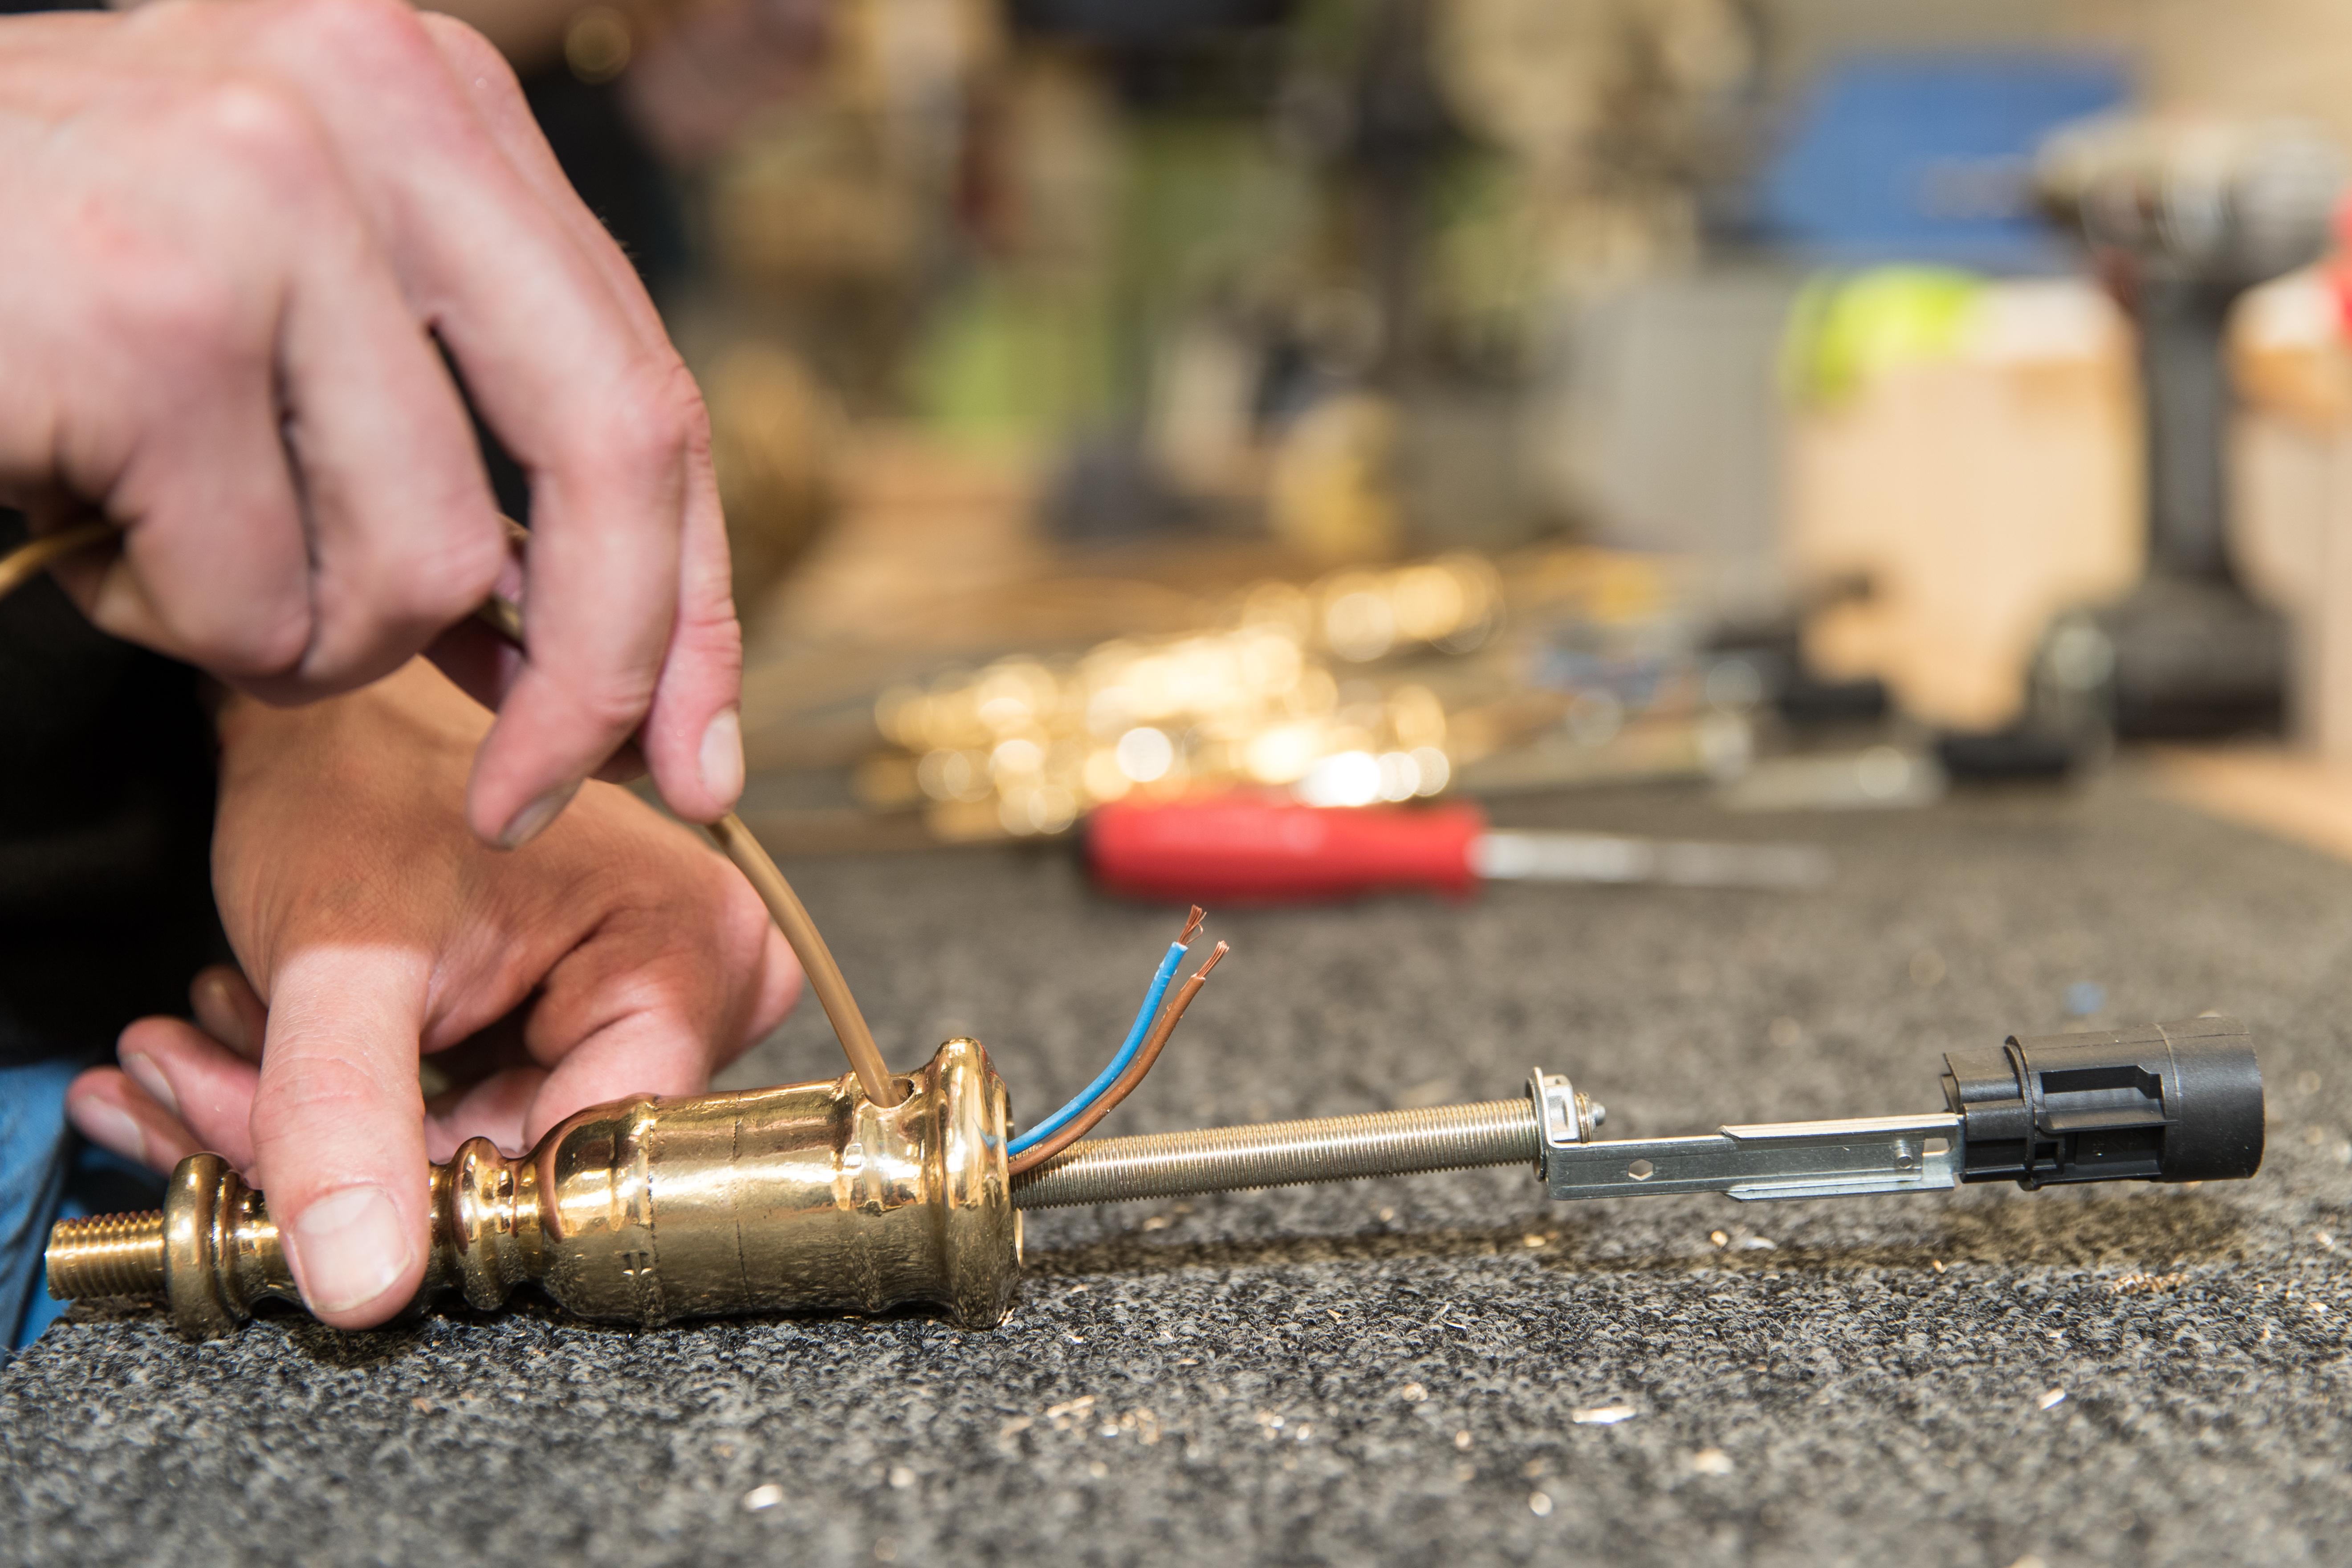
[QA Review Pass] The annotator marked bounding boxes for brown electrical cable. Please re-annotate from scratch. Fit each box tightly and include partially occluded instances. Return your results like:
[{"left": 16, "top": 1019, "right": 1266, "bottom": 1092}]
[
  {"left": 1007, "top": 940, "right": 1227, "bottom": 1177},
  {"left": 0, "top": 519, "right": 112, "bottom": 599},
  {"left": 0, "top": 523, "right": 902, "bottom": 1108},
  {"left": 470, "top": 591, "right": 900, "bottom": 1108},
  {"left": 700, "top": 811, "right": 896, "bottom": 1105}
]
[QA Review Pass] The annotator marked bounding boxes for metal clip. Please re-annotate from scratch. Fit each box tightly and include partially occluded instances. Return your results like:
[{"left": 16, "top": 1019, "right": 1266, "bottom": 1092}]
[{"left": 1529, "top": 1068, "right": 1584, "bottom": 1151}]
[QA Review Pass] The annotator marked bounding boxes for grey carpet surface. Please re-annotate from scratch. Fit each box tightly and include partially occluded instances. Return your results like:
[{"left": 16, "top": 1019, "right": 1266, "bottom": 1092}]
[{"left": 5, "top": 780, "right": 2350, "bottom": 1567}]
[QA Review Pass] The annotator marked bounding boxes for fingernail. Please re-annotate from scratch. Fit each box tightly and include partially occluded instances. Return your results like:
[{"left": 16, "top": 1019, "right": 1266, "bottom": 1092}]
[
  {"left": 73, "top": 1099, "right": 146, "bottom": 1166},
  {"left": 286, "top": 1185, "right": 415, "bottom": 1316},
  {"left": 700, "top": 707, "right": 744, "bottom": 810},
  {"left": 120, "top": 1051, "right": 181, "bottom": 1118},
  {"left": 496, "top": 778, "right": 582, "bottom": 851}
]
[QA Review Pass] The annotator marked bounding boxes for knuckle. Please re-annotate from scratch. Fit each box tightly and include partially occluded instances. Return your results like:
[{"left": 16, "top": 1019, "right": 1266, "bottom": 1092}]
[
  {"left": 278, "top": 0, "right": 439, "bottom": 74},
  {"left": 579, "top": 357, "right": 704, "bottom": 482},
  {"left": 570, "top": 674, "right": 659, "bottom": 741},
  {"left": 387, "top": 515, "right": 508, "bottom": 624},
  {"left": 416, "top": 11, "right": 517, "bottom": 91},
  {"left": 256, "top": 1049, "right": 418, "bottom": 1138},
  {"left": 236, "top": 610, "right": 315, "bottom": 676},
  {"left": 175, "top": 77, "right": 333, "bottom": 193},
  {"left": 667, "top": 361, "right": 717, "bottom": 461},
  {"left": 65, "top": 91, "right": 325, "bottom": 362},
  {"left": 679, "top": 599, "right": 744, "bottom": 679},
  {"left": 154, "top": 570, "right": 311, "bottom": 676}
]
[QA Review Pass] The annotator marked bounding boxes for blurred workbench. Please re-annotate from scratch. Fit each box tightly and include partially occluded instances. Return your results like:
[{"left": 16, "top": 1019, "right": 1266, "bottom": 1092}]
[{"left": 5, "top": 773, "right": 2349, "bottom": 1567}]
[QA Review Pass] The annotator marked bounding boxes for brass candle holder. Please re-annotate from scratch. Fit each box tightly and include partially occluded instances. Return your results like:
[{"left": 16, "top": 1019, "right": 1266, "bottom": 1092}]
[{"left": 45, "top": 1038, "right": 1021, "bottom": 1336}]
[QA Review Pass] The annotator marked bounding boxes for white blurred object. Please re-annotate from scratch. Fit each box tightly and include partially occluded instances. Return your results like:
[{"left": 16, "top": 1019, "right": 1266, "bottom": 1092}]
[
  {"left": 1718, "top": 746, "right": 1947, "bottom": 814},
  {"left": 1532, "top": 270, "right": 1803, "bottom": 623}
]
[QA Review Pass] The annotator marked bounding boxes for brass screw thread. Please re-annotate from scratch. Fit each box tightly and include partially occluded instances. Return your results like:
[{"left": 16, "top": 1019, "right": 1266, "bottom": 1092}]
[{"left": 45, "top": 1210, "right": 168, "bottom": 1300}]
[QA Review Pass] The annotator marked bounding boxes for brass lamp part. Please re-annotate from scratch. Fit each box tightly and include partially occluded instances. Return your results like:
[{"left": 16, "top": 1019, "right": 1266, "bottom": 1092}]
[{"left": 46, "top": 1038, "right": 1021, "bottom": 1338}]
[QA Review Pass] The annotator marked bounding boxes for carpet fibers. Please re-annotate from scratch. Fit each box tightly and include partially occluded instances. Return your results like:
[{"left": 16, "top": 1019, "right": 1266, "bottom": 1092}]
[{"left": 5, "top": 782, "right": 2348, "bottom": 1566}]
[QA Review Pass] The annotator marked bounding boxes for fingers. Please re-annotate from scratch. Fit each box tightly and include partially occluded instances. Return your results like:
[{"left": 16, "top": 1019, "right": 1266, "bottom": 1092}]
[
  {"left": 423, "top": 1064, "right": 547, "bottom": 1163},
  {"left": 414, "top": 14, "right": 666, "bottom": 340},
  {"left": 73, "top": 338, "right": 313, "bottom": 678},
  {"left": 69, "top": 965, "right": 273, "bottom": 1175},
  {"left": 114, "top": 1015, "right": 264, "bottom": 1170},
  {"left": 743, "top": 924, "right": 803, "bottom": 1063},
  {"left": 457, "top": 358, "right": 696, "bottom": 843},
  {"left": 65, "top": 1067, "right": 203, "bottom": 1177},
  {"left": 18, "top": 54, "right": 504, "bottom": 697},
  {"left": 521, "top": 1013, "right": 713, "bottom": 1149},
  {"left": 510, "top": 881, "right": 796, "bottom": 1147},
  {"left": 241, "top": 183, "right": 506, "bottom": 698},
  {"left": 191, "top": 964, "right": 269, "bottom": 1061},
  {"left": 237, "top": 4, "right": 688, "bottom": 840},
  {"left": 19, "top": 0, "right": 744, "bottom": 836},
  {"left": 245, "top": 943, "right": 432, "bottom": 1329},
  {"left": 422, "top": 15, "right": 745, "bottom": 826},
  {"left": 634, "top": 485, "right": 745, "bottom": 826},
  {"left": 290, "top": 3, "right": 741, "bottom": 837}
]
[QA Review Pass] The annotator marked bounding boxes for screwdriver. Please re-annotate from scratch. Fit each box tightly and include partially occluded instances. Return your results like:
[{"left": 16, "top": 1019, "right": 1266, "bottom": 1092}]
[{"left": 1084, "top": 794, "right": 1831, "bottom": 904}]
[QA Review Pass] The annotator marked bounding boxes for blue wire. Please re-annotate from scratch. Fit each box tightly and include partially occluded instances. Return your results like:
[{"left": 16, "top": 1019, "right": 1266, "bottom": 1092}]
[{"left": 1009, "top": 940, "right": 1188, "bottom": 1156}]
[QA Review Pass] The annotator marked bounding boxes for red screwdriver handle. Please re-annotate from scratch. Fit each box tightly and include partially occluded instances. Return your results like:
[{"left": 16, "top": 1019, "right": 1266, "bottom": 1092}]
[{"left": 1086, "top": 794, "right": 1488, "bottom": 903}]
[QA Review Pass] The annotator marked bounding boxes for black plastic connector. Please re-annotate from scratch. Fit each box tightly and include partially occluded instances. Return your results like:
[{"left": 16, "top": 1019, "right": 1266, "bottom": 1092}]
[{"left": 1941, "top": 1017, "right": 2263, "bottom": 1188}]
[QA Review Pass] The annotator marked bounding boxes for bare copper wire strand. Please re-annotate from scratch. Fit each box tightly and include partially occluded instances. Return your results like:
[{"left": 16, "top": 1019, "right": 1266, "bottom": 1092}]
[
  {"left": 1007, "top": 940, "right": 1228, "bottom": 1177},
  {"left": 1179, "top": 904, "right": 1204, "bottom": 946},
  {"left": 0, "top": 523, "right": 901, "bottom": 1108}
]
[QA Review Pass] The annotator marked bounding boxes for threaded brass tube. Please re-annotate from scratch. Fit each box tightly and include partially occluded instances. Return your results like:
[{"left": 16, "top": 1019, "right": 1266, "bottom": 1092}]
[{"left": 45, "top": 1211, "right": 168, "bottom": 1299}]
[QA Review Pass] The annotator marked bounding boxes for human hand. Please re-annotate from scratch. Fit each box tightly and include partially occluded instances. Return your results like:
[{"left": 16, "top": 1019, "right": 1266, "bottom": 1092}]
[
  {"left": 63, "top": 660, "right": 800, "bottom": 1328},
  {"left": 0, "top": 0, "right": 743, "bottom": 846}
]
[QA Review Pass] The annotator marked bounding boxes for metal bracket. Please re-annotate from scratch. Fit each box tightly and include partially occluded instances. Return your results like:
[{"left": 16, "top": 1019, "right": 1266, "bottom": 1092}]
[{"left": 1538, "top": 1112, "right": 1965, "bottom": 1203}]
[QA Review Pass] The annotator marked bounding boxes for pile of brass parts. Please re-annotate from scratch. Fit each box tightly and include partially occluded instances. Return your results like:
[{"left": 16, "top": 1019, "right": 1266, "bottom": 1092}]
[{"left": 849, "top": 550, "right": 1723, "bottom": 842}]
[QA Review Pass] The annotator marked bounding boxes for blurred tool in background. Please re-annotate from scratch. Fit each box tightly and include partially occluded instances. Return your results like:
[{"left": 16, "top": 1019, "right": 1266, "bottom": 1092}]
[
  {"left": 1085, "top": 794, "right": 1829, "bottom": 903},
  {"left": 2032, "top": 114, "right": 2344, "bottom": 741}
]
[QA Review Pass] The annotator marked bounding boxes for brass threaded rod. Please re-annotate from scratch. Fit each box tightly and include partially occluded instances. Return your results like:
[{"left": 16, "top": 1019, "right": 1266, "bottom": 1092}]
[
  {"left": 46, "top": 1211, "right": 167, "bottom": 1299},
  {"left": 1010, "top": 1099, "right": 1543, "bottom": 1210}
]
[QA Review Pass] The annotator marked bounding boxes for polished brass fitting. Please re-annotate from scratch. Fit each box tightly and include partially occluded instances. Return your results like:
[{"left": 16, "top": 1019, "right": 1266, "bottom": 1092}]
[{"left": 46, "top": 1038, "right": 1020, "bottom": 1337}]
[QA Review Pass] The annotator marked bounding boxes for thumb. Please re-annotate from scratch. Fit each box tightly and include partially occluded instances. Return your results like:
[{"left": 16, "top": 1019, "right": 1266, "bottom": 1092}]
[{"left": 247, "top": 945, "right": 433, "bottom": 1329}]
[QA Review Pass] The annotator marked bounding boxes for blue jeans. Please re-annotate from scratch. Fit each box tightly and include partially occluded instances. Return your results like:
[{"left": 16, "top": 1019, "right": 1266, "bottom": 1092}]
[{"left": 0, "top": 1054, "right": 165, "bottom": 1352}]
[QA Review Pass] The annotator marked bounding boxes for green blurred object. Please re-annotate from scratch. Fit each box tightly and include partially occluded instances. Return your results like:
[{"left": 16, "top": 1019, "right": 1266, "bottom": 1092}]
[
  {"left": 913, "top": 273, "right": 1118, "bottom": 448},
  {"left": 912, "top": 111, "right": 1314, "bottom": 448},
  {"left": 1780, "top": 266, "right": 1987, "bottom": 405}
]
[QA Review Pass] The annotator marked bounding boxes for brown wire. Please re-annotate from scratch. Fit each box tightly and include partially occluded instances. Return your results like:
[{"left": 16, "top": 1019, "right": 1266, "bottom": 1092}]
[
  {"left": 700, "top": 811, "right": 898, "bottom": 1105},
  {"left": 0, "top": 520, "right": 113, "bottom": 600},
  {"left": 1007, "top": 941, "right": 1227, "bottom": 1177},
  {"left": 472, "top": 589, "right": 900, "bottom": 1108},
  {"left": 0, "top": 524, "right": 902, "bottom": 1109}
]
